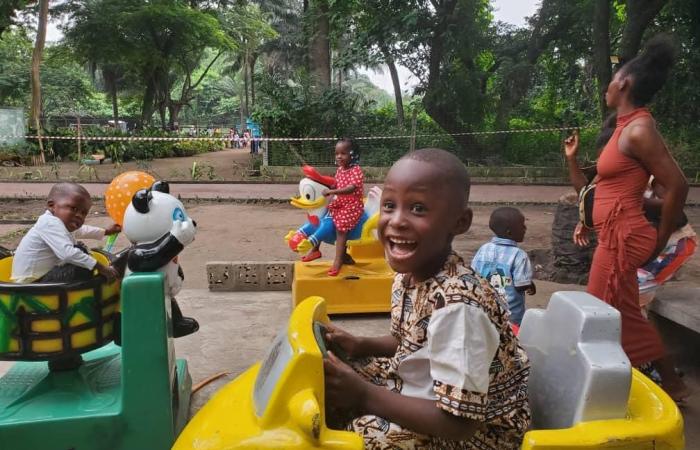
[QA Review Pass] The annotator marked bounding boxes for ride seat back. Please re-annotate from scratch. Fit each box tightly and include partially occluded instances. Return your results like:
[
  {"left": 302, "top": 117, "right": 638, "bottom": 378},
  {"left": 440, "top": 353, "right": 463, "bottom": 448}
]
[{"left": 519, "top": 291, "right": 631, "bottom": 429}]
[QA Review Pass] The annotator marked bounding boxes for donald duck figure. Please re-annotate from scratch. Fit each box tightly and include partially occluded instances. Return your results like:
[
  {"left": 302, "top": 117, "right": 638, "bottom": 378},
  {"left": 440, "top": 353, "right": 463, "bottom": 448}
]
[{"left": 285, "top": 165, "right": 379, "bottom": 264}]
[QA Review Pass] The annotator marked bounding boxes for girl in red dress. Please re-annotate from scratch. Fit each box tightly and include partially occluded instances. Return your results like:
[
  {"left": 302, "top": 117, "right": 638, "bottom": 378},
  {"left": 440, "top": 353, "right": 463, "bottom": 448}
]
[
  {"left": 324, "top": 139, "right": 364, "bottom": 276},
  {"left": 581, "top": 35, "right": 689, "bottom": 402}
]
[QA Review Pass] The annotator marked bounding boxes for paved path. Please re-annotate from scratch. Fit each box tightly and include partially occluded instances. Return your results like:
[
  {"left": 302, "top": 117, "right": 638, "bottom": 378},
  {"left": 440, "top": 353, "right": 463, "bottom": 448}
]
[{"left": 3, "top": 182, "right": 700, "bottom": 204}]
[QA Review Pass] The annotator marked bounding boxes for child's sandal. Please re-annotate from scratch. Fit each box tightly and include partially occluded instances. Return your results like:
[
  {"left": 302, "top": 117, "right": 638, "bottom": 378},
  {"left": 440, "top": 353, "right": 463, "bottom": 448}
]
[
  {"left": 301, "top": 250, "right": 322, "bottom": 262},
  {"left": 327, "top": 268, "right": 340, "bottom": 277}
]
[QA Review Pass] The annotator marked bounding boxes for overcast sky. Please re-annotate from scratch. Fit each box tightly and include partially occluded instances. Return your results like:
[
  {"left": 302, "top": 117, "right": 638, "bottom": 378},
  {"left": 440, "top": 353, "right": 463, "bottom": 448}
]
[{"left": 46, "top": 0, "right": 540, "bottom": 94}]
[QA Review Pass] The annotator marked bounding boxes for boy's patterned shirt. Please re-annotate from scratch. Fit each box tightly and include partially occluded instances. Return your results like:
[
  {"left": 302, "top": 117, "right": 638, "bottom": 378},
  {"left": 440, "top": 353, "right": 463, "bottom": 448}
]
[{"left": 386, "top": 252, "right": 531, "bottom": 449}]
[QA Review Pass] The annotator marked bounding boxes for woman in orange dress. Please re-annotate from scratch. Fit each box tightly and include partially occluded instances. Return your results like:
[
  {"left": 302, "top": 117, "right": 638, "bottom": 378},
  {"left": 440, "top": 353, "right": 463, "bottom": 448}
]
[{"left": 582, "top": 35, "right": 689, "bottom": 401}]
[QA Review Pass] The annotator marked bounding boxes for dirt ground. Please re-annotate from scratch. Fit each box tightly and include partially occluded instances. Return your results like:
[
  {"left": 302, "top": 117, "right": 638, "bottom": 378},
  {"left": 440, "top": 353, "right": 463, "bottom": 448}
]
[
  {"left": 0, "top": 147, "right": 257, "bottom": 182},
  {"left": 2, "top": 201, "right": 700, "bottom": 291}
]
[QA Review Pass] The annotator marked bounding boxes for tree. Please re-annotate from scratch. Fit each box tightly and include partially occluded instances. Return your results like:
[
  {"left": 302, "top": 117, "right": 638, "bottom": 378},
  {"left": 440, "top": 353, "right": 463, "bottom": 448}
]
[
  {"left": 61, "top": 0, "right": 233, "bottom": 128},
  {"left": 62, "top": 0, "right": 134, "bottom": 126},
  {"left": 0, "top": 27, "right": 32, "bottom": 106},
  {"left": 220, "top": 3, "right": 277, "bottom": 128},
  {"left": 0, "top": 0, "right": 29, "bottom": 36},
  {"left": 30, "top": 0, "right": 48, "bottom": 161},
  {"left": 307, "top": 0, "right": 330, "bottom": 89},
  {"left": 618, "top": 0, "right": 668, "bottom": 62},
  {"left": 343, "top": 0, "right": 407, "bottom": 127}
]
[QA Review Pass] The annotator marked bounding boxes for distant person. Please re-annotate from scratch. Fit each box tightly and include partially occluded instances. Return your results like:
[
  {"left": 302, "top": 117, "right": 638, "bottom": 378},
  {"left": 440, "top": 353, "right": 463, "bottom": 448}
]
[
  {"left": 472, "top": 207, "right": 535, "bottom": 326},
  {"left": 233, "top": 129, "right": 241, "bottom": 148},
  {"left": 228, "top": 127, "right": 235, "bottom": 148},
  {"left": 12, "top": 182, "right": 120, "bottom": 283},
  {"left": 243, "top": 130, "right": 251, "bottom": 150}
]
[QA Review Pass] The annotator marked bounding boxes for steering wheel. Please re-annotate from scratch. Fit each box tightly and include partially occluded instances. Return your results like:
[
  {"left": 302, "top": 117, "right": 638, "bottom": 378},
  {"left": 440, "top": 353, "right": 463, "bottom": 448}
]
[{"left": 312, "top": 321, "right": 348, "bottom": 361}]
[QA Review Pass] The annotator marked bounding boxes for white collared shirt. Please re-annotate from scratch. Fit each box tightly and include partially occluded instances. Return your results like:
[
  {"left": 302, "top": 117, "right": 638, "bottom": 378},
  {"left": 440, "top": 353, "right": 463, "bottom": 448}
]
[{"left": 11, "top": 211, "right": 105, "bottom": 283}]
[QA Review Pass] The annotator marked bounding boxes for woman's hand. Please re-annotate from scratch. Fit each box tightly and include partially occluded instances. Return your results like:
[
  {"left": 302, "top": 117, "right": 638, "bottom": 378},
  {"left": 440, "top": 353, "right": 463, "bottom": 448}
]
[
  {"left": 564, "top": 130, "right": 580, "bottom": 160},
  {"left": 573, "top": 222, "right": 591, "bottom": 247},
  {"left": 325, "top": 323, "right": 362, "bottom": 358},
  {"left": 324, "top": 352, "right": 369, "bottom": 411},
  {"left": 643, "top": 234, "right": 669, "bottom": 267}
]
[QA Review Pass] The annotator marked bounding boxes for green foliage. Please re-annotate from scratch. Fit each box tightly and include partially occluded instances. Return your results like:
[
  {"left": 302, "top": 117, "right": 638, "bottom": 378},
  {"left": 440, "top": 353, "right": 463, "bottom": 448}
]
[
  {"left": 0, "top": 140, "right": 39, "bottom": 165},
  {"left": 0, "top": 28, "right": 32, "bottom": 106},
  {"left": 173, "top": 139, "right": 223, "bottom": 157},
  {"left": 0, "top": 0, "right": 28, "bottom": 36}
]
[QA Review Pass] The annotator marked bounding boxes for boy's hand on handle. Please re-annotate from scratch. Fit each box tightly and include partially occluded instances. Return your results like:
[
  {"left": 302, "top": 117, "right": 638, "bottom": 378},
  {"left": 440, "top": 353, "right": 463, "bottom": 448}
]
[
  {"left": 104, "top": 223, "right": 121, "bottom": 236},
  {"left": 96, "top": 263, "right": 119, "bottom": 282},
  {"left": 324, "top": 351, "right": 368, "bottom": 411},
  {"left": 573, "top": 222, "right": 591, "bottom": 247},
  {"left": 325, "top": 323, "right": 361, "bottom": 358},
  {"left": 564, "top": 129, "right": 580, "bottom": 160}
]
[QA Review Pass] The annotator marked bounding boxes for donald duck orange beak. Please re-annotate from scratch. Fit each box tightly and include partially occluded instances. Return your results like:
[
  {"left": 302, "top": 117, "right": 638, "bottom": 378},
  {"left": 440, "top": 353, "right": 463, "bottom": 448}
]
[{"left": 290, "top": 195, "right": 326, "bottom": 209}]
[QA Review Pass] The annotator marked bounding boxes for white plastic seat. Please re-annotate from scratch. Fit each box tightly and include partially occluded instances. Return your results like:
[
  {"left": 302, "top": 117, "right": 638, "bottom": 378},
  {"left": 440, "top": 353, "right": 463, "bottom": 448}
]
[{"left": 519, "top": 291, "right": 631, "bottom": 430}]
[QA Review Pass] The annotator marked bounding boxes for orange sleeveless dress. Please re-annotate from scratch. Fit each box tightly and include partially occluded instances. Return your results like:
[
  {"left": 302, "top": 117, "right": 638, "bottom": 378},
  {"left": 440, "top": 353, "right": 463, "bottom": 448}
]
[{"left": 587, "top": 108, "right": 666, "bottom": 366}]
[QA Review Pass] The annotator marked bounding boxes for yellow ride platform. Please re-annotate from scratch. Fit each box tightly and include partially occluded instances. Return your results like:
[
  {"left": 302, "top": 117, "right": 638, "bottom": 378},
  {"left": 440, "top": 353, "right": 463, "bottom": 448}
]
[
  {"left": 292, "top": 242, "right": 393, "bottom": 314},
  {"left": 522, "top": 368, "right": 684, "bottom": 449}
]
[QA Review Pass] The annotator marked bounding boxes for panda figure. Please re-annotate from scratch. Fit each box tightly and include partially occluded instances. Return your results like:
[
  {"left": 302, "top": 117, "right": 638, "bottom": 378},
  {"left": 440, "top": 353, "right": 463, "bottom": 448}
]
[{"left": 122, "top": 180, "right": 199, "bottom": 338}]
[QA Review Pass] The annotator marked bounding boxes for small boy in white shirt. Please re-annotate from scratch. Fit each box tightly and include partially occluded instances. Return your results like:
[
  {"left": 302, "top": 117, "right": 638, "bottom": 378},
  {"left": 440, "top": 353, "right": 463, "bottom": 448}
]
[{"left": 12, "top": 182, "right": 120, "bottom": 283}]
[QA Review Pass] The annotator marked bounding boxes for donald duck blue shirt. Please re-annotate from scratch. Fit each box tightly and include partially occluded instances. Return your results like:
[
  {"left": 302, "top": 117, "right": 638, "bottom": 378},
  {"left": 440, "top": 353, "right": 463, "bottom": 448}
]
[{"left": 471, "top": 237, "right": 533, "bottom": 325}]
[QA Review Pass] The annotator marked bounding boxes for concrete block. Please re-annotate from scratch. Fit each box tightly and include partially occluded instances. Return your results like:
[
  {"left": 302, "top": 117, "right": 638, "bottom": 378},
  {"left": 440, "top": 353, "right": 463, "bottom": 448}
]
[{"left": 207, "top": 262, "right": 293, "bottom": 291}]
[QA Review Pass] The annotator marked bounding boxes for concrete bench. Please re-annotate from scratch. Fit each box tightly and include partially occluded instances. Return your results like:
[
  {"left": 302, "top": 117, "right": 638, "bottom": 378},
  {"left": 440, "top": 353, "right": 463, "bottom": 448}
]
[{"left": 651, "top": 285, "right": 700, "bottom": 334}]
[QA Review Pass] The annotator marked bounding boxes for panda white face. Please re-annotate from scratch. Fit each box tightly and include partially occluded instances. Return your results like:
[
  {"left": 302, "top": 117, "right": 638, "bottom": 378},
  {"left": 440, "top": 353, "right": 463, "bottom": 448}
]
[{"left": 123, "top": 191, "right": 193, "bottom": 244}]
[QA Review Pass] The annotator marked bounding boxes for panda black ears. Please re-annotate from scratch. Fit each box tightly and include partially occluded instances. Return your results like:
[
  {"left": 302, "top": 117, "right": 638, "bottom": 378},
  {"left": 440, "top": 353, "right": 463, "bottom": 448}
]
[
  {"left": 132, "top": 189, "right": 152, "bottom": 213},
  {"left": 152, "top": 181, "right": 170, "bottom": 194},
  {"left": 132, "top": 181, "right": 169, "bottom": 213}
]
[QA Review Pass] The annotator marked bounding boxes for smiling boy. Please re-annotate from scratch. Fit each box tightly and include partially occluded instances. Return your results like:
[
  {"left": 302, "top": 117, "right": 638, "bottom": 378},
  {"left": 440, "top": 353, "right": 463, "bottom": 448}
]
[
  {"left": 323, "top": 149, "right": 530, "bottom": 449},
  {"left": 12, "top": 182, "right": 120, "bottom": 283}
]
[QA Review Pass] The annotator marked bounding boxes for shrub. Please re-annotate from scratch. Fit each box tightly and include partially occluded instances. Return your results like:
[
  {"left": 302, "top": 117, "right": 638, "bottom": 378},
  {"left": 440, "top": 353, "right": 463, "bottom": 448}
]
[{"left": 0, "top": 141, "right": 40, "bottom": 165}]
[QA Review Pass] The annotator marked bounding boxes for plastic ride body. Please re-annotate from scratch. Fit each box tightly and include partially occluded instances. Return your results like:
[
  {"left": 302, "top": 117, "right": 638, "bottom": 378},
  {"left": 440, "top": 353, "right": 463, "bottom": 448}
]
[{"left": 0, "top": 272, "right": 192, "bottom": 450}]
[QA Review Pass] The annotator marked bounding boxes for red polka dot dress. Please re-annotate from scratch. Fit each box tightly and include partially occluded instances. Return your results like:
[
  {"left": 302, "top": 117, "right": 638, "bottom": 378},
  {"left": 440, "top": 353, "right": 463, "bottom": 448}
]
[{"left": 328, "top": 165, "right": 364, "bottom": 232}]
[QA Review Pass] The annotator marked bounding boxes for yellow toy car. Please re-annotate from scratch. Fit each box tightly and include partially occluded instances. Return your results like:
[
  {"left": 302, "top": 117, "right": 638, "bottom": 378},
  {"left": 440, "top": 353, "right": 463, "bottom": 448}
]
[
  {"left": 174, "top": 296, "right": 684, "bottom": 450},
  {"left": 173, "top": 296, "right": 362, "bottom": 449}
]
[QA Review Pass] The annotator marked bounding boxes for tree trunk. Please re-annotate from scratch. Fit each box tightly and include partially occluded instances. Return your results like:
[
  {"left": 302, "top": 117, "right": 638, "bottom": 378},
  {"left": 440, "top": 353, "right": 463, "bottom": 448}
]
[
  {"left": 158, "top": 103, "right": 167, "bottom": 130},
  {"left": 239, "top": 97, "right": 246, "bottom": 132},
  {"left": 250, "top": 54, "right": 257, "bottom": 107},
  {"left": 309, "top": 0, "right": 331, "bottom": 89},
  {"left": 383, "top": 48, "right": 404, "bottom": 128},
  {"left": 618, "top": 0, "right": 668, "bottom": 62},
  {"left": 168, "top": 103, "right": 182, "bottom": 130},
  {"left": 30, "top": 0, "right": 49, "bottom": 163},
  {"left": 592, "top": 0, "right": 611, "bottom": 119},
  {"left": 104, "top": 70, "right": 120, "bottom": 126},
  {"left": 548, "top": 193, "right": 597, "bottom": 284},
  {"left": 141, "top": 75, "right": 157, "bottom": 126},
  {"left": 422, "top": 0, "right": 484, "bottom": 158},
  {"left": 243, "top": 56, "right": 250, "bottom": 119}
]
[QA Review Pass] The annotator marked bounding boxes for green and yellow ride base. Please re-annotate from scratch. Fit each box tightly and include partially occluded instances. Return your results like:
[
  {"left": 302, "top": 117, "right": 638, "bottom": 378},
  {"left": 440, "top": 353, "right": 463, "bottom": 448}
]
[
  {"left": 0, "top": 259, "right": 191, "bottom": 450},
  {"left": 292, "top": 241, "right": 393, "bottom": 314}
]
